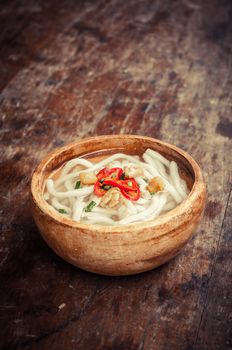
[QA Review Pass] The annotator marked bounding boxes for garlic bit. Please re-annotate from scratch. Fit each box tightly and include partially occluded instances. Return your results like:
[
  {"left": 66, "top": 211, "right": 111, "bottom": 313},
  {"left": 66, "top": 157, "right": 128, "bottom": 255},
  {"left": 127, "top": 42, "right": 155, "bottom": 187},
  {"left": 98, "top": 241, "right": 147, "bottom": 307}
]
[
  {"left": 100, "top": 188, "right": 122, "bottom": 208},
  {"left": 79, "top": 172, "right": 97, "bottom": 185},
  {"left": 147, "top": 177, "right": 165, "bottom": 194}
]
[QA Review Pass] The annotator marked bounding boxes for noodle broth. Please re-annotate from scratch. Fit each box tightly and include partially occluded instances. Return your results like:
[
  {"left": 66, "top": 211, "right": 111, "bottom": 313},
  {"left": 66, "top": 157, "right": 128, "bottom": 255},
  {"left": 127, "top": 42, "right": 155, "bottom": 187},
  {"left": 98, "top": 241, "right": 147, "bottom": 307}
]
[{"left": 44, "top": 148, "right": 192, "bottom": 226}]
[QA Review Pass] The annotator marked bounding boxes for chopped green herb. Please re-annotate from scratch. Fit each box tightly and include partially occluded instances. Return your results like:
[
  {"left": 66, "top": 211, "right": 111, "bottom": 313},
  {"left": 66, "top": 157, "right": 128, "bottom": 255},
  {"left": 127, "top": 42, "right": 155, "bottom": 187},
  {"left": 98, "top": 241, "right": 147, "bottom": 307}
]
[
  {"left": 111, "top": 173, "right": 116, "bottom": 178},
  {"left": 84, "top": 201, "right": 96, "bottom": 212},
  {"left": 143, "top": 178, "right": 148, "bottom": 183},
  {"left": 75, "top": 180, "right": 81, "bottom": 189},
  {"left": 102, "top": 185, "right": 111, "bottom": 190},
  {"left": 120, "top": 173, "right": 126, "bottom": 180},
  {"left": 127, "top": 181, "right": 133, "bottom": 187},
  {"left": 58, "top": 208, "right": 67, "bottom": 214},
  {"left": 100, "top": 178, "right": 105, "bottom": 183},
  {"left": 150, "top": 191, "right": 156, "bottom": 195}
]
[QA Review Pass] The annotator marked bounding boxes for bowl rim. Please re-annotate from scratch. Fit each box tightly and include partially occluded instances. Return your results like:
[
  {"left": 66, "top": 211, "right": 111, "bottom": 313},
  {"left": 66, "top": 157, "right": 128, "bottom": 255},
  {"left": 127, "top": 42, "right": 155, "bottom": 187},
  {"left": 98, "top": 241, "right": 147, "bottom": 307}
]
[{"left": 30, "top": 134, "right": 205, "bottom": 233}]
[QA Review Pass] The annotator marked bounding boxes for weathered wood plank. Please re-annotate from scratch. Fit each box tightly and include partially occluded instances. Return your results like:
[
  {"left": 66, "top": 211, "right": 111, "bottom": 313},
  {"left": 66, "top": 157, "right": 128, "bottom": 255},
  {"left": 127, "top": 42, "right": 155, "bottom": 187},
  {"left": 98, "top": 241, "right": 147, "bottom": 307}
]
[
  {"left": 194, "top": 190, "right": 232, "bottom": 350},
  {"left": 0, "top": 0, "right": 90, "bottom": 91}
]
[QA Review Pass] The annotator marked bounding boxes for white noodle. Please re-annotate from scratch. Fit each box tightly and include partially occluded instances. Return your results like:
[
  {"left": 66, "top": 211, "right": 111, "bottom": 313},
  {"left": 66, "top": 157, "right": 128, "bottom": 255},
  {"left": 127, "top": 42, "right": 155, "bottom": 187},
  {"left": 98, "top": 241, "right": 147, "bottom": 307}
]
[
  {"left": 142, "top": 191, "right": 152, "bottom": 201},
  {"left": 64, "top": 179, "right": 74, "bottom": 191},
  {"left": 144, "top": 169, "right": 153, "bottom": 179},
  {"left": 142, "top": 154, "right": 182, "bottom": 204},
  {"left": 108, "top": 160, "right": 121, "bottom": 168},
  {"left": 83, "top": 213, "right": 115, "bottom": 225},
  {"left": 142, "top": 154, "right": 160, "bottom": 177},
  {"left": 123, "top": 199, "right": 137, "bottom": 215},
  {"left": 165, "top": 182, "right": 183, "bottom": 204},
  {"left": 118, "top": 205, "right": 128, "bottom": 220},
  {"left": 47, "top": 179, "right": 93, "bottom": 198},
  {"left": 51, "top": 198, "right": 72, "bottom": 214},
  {"left": 45, "top": 148, "right": 189, "bottom": 226},
  {"left": 137, "top": 197, "right": 150, "bottom": 205},
  {"left": 169, "top": 161, "right": 187, "bottom": 199},
  {"left": 72, "top": 198, "right": 84, "bottom": 221},
  {"left": 145, "top": 148, "right": 170, "bottom": 167},
  {"left": 135, "top": 177, "right": 147, "bottom": 188},
  {"left": 142, "top": 154, "right": 159, "bottom": 174},
  {"left": 60, "top": 158, "right": 93, "bottom": 177},
  {"left": 121, "top": 160, "right": 130, "bottom": 168},
  {"left": 134, "top": 204, "right": 146, "bottom": 212},
  {"left": 60, "top": 198, "right": 70, "bottom": 206},
  {"left": 88, "top": 194, "right": 101, "bottom": 207},
  {"left": 64, "top": 179, "right": 75, "bottom": 206},
  {"left": 153, "top": 158, "right": 169, "bottom": 180},
  {"left": 119, "top": 194, "right": 166, "bottom": 225},
  {"left": 92, "top": 207, "right": 118, "bottom": 216},
  {"left": 55, "top": 153, "right": 155, "bottom": 187},
  {"left": 163, "top": 200, "right": 176, "bottom": 212}
]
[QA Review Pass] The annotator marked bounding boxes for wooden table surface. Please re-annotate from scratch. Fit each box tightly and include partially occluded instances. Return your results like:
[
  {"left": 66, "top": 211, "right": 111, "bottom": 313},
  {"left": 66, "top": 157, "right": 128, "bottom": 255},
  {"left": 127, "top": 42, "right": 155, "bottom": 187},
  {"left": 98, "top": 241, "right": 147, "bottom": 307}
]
[{"left": 0, "top": 0, "right": 231, "bottom": 349}]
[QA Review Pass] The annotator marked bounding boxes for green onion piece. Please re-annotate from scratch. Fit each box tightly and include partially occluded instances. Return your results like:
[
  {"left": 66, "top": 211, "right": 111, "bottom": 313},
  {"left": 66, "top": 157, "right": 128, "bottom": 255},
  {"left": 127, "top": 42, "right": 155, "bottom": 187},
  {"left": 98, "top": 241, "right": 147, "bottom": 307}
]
[
  {"left": 111, "top": 173, "right": 116, "bottom": 178},
  {"left": 84, "top": 201, "right": 96, "bottom": 212},
  {"left": 102, "top": 185, "right": 111, "bottom": 190},
  {"left": 143, "top": 178, "right": 148, "bottom": 183},
  {"left": 58, "top": 208, "right": 67, "bottom": 214},
  {"left": 75, "top": 180, "right": 81, "bottom": 189},
  {"left": 127, "top": 181, "right": 133, "bottom": 187},
  {"left": 150, "top": 191, "right": 155, "bottom": 195}
]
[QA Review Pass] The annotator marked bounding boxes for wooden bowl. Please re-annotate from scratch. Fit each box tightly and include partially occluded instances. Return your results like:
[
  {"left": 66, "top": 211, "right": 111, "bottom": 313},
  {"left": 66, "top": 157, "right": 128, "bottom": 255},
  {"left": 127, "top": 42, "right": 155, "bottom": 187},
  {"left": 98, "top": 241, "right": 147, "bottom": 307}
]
[{"left": 30, "top": 135, "right": 206, "bottom": 276}]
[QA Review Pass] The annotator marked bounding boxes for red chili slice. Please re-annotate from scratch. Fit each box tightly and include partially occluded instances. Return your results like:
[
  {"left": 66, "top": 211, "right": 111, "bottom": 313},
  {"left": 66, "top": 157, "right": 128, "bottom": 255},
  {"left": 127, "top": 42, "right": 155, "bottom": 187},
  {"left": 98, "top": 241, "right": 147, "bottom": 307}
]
[
  {"left": 96, "top": 167, "right": 123, "bottom": 181},
  {"left": 95, "top": 167, "right": 140, "bottom": 201},
  {"left": 118, "top": 178, "right": 139, "bottom": 191},
  {"left": 108, "top": 167, "right": 123, "bottom": 180},
  {"left": 96, "top": 168, "right": 109, "bottom": 181},
  {"left": 94, "top": 181, "right": 106, "bottom": 196},
  {"left": 121, "top": 188, "right": 140, "bottom": 201},
  {"left": 103, "top": 178, "right": 139, "bottom": 192}
]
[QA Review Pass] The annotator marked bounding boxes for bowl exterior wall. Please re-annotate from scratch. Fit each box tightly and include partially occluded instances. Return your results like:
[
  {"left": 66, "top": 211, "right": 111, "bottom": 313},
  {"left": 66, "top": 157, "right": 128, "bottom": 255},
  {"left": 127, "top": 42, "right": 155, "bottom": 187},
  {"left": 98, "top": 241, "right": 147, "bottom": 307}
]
[{"left": 31, "top": 184, "right": 206, "bottom": 275}]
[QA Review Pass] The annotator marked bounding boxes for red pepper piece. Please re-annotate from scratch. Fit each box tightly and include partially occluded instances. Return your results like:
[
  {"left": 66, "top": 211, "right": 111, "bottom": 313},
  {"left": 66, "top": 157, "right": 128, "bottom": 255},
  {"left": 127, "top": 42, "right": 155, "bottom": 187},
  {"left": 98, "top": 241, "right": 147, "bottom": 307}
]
[
  {"left": 96, "top": 167, "right": 123, "bottom": 181},
  {"left": 96, "top": 168, "right": 109, "bottom": 181},
  {"left": 94, "top": 181, "right": 106, "bottom": 196},
  {"left": 118, "top": 178, "right": 139, "bottom": 191},
  {"left": 95, "top": 167, "right": 140, "bottom": 200},
  {"left": 104, "top": 178, "right": 139, "bottom": 192},
  {"left": 121, "top": 188, "right": 140, "bottom": 201},
  {"left": 108, "top": 167, "right": 123, "bottom": 180}
]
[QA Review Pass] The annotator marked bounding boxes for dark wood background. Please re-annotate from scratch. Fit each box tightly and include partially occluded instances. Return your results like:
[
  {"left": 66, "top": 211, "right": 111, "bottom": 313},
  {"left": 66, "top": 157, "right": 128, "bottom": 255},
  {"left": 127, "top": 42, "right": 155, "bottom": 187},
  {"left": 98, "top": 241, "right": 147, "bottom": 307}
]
[{"left": 0, "top": 0, "right": 231, "bottom": 349}]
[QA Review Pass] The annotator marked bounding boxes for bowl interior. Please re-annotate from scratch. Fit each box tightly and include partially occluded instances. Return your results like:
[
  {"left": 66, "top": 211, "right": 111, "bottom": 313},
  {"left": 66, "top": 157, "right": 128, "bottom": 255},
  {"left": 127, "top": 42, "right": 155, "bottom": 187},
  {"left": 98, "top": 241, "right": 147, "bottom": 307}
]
[
  {"left": 32, "top": 136, "right": 196, "bottom": 226},
  {"left": 39, "top": 136, "right": 195, "bottom": 196}
]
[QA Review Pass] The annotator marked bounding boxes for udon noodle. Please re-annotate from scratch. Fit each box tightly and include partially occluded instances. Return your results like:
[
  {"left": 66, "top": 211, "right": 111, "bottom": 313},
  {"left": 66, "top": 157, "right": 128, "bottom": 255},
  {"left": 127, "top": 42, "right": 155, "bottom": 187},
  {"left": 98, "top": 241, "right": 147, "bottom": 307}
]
[{"left": 44, "top": 149, "right": 189, "bottom": 226}]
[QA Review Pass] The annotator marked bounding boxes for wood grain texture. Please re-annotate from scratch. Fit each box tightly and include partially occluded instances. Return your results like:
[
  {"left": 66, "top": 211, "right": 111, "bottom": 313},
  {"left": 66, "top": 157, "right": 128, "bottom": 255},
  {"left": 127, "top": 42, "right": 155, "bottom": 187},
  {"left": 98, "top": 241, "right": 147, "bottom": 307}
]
[
  {"left": 0, "top": 0, "right": 231, "bottom": 349},
  {"left": 195, "top": 192, "right": 232, "bottom": 350}
]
